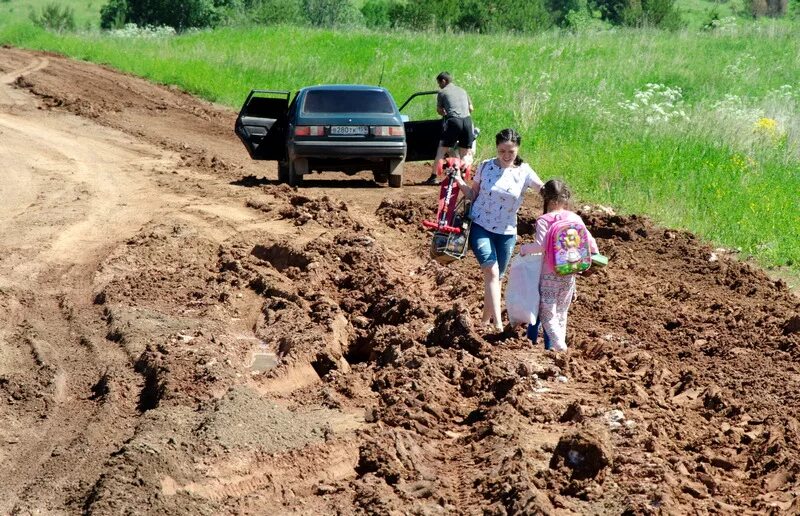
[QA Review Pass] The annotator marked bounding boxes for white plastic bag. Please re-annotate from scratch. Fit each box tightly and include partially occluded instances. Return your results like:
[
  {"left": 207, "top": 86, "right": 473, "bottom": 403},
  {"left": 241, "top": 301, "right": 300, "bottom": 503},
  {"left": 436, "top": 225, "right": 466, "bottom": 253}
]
[{"left": 505, "top": 253, "right": 543, "bottom": 326}]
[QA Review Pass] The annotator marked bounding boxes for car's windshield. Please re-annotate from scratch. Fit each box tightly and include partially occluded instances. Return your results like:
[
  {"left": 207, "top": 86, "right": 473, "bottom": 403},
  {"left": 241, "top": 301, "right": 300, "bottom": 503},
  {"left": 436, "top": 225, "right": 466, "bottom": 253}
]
[{"left": 302, "top": 90, "right": 394, "bottom": 114}]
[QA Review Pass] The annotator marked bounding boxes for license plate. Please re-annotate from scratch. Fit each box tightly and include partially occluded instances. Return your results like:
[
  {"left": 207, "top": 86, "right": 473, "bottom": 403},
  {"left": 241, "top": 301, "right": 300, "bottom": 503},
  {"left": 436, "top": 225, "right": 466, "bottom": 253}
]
[{"left": 330, "top": 125, "right": 368, "bottom": 135}]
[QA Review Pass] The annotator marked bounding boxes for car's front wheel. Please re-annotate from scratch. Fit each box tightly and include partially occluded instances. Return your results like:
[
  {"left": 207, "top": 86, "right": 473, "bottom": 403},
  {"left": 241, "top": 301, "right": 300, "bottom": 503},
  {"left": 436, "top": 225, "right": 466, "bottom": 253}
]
[
  {"left": 278, "top": 160, "right": 290, "bottom": 184},
  {"left": 388, "top": 158, "right": 403, "bottom": 188}
]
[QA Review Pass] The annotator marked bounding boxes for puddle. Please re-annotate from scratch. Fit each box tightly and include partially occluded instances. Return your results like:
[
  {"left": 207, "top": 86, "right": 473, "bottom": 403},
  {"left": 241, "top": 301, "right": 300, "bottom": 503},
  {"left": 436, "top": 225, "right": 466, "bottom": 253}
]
[{"left": 250, "top": 351, "right": 279, "bottom": 373}]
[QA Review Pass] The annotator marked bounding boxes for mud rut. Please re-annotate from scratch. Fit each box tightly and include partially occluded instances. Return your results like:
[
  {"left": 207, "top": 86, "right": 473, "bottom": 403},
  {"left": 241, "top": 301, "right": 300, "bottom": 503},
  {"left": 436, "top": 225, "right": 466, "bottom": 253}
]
[{"left": 0, "top": 46, "right": 799, "bottom": 515}]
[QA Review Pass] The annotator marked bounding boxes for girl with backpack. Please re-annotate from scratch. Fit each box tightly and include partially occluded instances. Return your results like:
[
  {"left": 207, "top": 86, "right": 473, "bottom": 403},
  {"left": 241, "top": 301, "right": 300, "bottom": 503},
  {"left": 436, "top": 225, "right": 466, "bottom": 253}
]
[{"left": 519, "top": 180, "right": 598, "bottom": 351}]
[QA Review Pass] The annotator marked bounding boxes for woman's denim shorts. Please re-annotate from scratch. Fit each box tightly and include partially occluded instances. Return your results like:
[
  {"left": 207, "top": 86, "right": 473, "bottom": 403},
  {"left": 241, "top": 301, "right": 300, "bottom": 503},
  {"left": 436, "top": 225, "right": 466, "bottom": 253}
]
[{"left": 469, "top": 223, "right": 516, "bottom": 277}]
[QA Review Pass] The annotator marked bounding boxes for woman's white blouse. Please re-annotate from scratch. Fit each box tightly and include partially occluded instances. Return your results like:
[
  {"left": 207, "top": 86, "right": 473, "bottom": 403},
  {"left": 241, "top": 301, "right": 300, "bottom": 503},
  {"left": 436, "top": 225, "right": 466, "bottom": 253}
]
[{"left": 470, "top": 158, "right": 543, "bottom": 235}]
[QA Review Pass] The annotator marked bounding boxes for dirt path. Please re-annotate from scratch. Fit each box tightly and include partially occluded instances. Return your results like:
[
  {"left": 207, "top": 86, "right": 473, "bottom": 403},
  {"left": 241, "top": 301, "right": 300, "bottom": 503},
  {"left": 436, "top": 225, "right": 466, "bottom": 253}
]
[{"left": 1, "top": 46, "right": 799, "bottom": 514}]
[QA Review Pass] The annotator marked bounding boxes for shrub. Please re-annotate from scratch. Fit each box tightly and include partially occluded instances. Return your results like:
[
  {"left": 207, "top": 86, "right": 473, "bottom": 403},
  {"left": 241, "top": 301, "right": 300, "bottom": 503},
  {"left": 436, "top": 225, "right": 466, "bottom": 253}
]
[
  {"left": 100, "top": 0, "right": 128, "bottom": 29},
  {"left": 745, "top": 0, "right": 788, "bottom": 16},
  {"left": 392, "top": 0, "right": 436, "bottom": 30},
  {"left": 549, "top": 0, "right": 588, "bottom": 25},
  {"left": 361, "top": 0, "right": 390, "bottom": 28},
  {"left": 99, "top": 0, "right": 222, "bottom": 31},
  {"left": 564, "top": 7, "right": 612, "bottom": 30},
  {"left": 303, "top": 0, "right": 363, "bottom": 27},
  {"left": 252, "top": 0, "right": 303, "bottom": 25},
  {"left": 214, "top": 0, "right": 304, "bottom": 26},
  {"left": 594, "top": 0, "right": 683, "bottom": 28},
  {"left": 30, "top": 3, "right": 77, "bottom": 32},
  {"left": 455, "top": 0, "right": 492, "bottom": 32},
  {"left": 489, "top": 0, "right": 554, "bottom": 32}
]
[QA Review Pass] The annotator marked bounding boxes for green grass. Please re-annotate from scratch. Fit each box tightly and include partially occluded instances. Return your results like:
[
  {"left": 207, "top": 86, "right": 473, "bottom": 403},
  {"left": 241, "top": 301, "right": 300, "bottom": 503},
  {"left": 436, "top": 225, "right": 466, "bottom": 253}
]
[{"left": 0, "top": 21, "right": 798, "bottom": 270}]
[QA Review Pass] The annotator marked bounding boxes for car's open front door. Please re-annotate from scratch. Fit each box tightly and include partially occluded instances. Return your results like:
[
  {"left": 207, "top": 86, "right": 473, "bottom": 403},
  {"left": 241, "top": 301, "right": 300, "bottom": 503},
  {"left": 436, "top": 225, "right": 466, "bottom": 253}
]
[
  {"left": 399, "top": 90, "right": 441, "bottom": 162},
  {"left": 234, "top": 90, "right": 290, "bottom": 160}
]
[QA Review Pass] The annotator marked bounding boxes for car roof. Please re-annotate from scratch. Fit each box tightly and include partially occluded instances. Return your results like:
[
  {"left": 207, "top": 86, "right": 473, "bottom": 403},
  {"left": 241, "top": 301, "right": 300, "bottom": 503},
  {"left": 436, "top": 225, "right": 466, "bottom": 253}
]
[{"left": 299, "top": 84, "right": 389, "bottom": 93}]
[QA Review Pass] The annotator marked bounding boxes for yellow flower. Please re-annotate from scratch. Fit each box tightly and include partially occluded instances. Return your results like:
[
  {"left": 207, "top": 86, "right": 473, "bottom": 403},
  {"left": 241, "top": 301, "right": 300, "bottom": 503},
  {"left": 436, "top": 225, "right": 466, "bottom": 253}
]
[
  {"left": 754, "top": 117, "right": 777, "bottom": 132},
  {"left": 753, "top": 117, "right": 784, "bottom": 145}
]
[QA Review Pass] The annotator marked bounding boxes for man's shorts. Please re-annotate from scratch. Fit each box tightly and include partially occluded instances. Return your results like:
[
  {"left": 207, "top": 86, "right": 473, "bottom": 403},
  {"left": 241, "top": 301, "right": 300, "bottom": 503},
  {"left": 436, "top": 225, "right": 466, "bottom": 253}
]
[
  {"left": 440, "top": 116, "right": 475, "bottom": 149},
  {"left": 469, "top": 223, "right": 516, "bottom": 278}
]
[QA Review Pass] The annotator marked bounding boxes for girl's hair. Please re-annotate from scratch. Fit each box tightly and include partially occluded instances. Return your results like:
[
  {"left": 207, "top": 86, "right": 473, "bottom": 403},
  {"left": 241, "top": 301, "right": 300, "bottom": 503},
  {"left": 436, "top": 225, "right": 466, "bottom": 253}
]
[
  {"left": 541, "top": 179, "right": 572, "bottom": 213},
  {"left": 495, "top": 128, "right": 524, "bottom": 166}
]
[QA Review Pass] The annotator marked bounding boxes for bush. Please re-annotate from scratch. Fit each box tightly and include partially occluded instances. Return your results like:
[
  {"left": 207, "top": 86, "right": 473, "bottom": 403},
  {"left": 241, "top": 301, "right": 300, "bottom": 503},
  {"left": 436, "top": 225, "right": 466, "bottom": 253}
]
[
  {"left": 100, "top": 0, "right": 128, "bottom": 29},
  {"left": 252, "top": 0, "right": 303, "bottom": 25},
  {"left": 549, "top": 0, "right": 588, "bottom": 25},
  {"left": 564, "top": 7, "right": 612, "bottom": 30},
  {"left": 455, "top": 0, "right": 492, "bottom": 32},
  {"left": 489, "top": 0, "right": 554, "bottom": 32},
  {"left": 303, "top": 0, "right": 363, "bottom": 27},
  {"left": 594, "top": 0, "right": 683, "bottom": 28},
  {"left": 99, "top": 0, "right": 222, "bottom": 31},
  {"left": 361, "top": 0, "right": 390, "bottom": 28},
  {"left": 455, "top": 0, "right": 553, "bottom": 33},
  {"left": 745, "top": 0, "right": 788, "bottom": 16},
  {"left": 30, "top": 3, "right": 77, "bottom": 32},
  {"left": 213, "top": 0, "right": 304, "bottom": 26},
  {"left": 390, "top": 0, "right": 436, "bottom": 30}
]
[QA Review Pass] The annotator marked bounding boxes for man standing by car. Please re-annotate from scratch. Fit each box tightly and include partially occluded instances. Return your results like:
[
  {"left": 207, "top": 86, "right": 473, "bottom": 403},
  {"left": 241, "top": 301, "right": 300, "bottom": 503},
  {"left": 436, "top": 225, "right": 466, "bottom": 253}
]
[{"left": 424, "top": 72, "right": 475, "bottom": 185}]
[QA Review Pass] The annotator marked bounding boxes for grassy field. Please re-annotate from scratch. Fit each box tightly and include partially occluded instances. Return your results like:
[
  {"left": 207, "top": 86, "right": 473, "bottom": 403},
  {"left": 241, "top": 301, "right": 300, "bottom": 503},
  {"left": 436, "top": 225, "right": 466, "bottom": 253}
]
[{"left": 0, "top": 17, "right": 798, "bottom": 272}]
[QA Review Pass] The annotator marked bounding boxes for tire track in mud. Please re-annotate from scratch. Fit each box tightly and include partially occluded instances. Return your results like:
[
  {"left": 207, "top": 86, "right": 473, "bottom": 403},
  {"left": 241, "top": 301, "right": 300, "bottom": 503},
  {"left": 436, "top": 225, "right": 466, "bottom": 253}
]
[
  {"left": 0, "top": 55, "right": 176, "bottom": 512},
  {"left": 169, "top": 442, "right": 360, "bottom": 502},
  {"left": 0, "top": 54, "right": 47, "bottom": 106}
]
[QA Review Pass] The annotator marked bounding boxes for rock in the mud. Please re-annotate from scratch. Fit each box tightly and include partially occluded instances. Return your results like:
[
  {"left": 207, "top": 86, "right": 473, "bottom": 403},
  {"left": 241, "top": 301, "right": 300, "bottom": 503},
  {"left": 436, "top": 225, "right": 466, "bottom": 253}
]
[
  {"left": 550, "top": 426, "right": 612, "bottom": 480},
  {"left": 559, "top": 401, "right": 585, "bottom": 423}
]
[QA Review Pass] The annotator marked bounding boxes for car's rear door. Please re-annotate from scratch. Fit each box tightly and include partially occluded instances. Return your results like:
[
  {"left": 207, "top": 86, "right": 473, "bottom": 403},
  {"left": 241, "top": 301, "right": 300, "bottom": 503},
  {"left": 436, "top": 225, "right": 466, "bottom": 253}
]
[
  {"left": 234, "top": 90, "right": 290, "bottom": 160},
  {"left": 399, "top": 90, "right": 441, "bottom": 162}
]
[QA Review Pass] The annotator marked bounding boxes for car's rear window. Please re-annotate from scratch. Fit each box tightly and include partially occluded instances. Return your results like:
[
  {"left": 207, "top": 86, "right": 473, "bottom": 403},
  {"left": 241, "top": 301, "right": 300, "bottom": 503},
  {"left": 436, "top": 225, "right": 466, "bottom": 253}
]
[{"left": 302, "top": 90, "right": 395, "bottom": 114}]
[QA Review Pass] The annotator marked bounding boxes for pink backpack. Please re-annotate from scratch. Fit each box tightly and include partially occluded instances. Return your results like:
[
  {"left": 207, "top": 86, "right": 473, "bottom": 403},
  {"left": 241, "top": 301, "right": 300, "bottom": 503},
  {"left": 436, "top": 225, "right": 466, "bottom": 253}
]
[{"left": 542, "top": 213, "right": 592, "bottom": 275}]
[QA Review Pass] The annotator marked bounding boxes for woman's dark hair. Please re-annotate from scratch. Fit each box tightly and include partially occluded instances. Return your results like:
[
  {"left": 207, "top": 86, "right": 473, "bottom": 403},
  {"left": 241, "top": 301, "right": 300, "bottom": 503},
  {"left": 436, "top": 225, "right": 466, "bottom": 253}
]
[
  {"left": 495, "top": 128, "right": 524, "bottom": 166},
  {"left": 541, "top": 179, "right": 572, "bottom": 213}
]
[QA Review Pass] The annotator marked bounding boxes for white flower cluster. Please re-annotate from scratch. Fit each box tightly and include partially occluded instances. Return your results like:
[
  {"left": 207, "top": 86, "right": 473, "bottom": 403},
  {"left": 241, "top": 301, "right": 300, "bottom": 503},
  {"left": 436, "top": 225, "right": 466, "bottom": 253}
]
[
  {"left": 710, "top": 94, "right": 764, "bottom": 122},
  {"left": 766, "top": 84, "right": 798, "bottom": 102},
  {"left": 618, "top": 83, "right": 689, "bottom": 125},
  {"left": 559, "top": 95, "right": 614, "bottom": 121},
  {"left": 723, "top": 53, "right": 759, "bottom": 79},
  {"left": 107, "top": 23, "right": 177, "bottom": 38}
]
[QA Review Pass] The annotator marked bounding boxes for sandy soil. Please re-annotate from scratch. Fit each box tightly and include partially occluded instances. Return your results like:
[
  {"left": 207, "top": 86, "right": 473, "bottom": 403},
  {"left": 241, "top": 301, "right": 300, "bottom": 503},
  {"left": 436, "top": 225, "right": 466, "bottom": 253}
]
[{"left": 1, "top": 45, "right": 799, "bottom": 515}]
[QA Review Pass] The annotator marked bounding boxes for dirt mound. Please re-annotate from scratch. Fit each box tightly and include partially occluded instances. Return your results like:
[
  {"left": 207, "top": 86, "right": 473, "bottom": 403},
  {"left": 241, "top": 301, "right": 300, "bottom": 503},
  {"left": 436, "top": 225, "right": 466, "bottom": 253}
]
[{"left": 2, "top": 46, "right": 799, "bottom": 515}]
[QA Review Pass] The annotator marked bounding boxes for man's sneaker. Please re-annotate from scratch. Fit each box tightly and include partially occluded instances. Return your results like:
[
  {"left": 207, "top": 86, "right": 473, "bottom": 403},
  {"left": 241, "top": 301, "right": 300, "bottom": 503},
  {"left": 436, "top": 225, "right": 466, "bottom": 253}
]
[{"left": 422, "top": 175, "right": 440, "bottom": 186}]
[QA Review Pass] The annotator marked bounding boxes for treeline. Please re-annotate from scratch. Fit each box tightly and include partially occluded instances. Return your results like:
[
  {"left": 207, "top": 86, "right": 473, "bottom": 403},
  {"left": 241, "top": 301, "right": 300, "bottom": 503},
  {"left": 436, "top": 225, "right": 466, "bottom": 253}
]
[
  {"left": 96, "top": 0, "right": 686, "bottom": 32},
  {"left": 76, "top": 0, "right": 794, "bottom": 33}
]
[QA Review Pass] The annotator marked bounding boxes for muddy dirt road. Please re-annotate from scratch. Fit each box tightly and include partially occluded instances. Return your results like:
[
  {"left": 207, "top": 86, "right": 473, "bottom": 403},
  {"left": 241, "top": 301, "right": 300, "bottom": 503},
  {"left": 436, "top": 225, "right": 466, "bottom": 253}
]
[{"left": 1, "top": 46, "right": 799, "bottom": 514}]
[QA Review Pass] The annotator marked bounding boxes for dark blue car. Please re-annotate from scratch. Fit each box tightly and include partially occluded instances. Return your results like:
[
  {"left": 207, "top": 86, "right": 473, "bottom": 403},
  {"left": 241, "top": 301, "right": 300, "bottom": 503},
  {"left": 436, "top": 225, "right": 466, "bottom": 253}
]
[{"left": 235, "top": 85, "right": 441, "bottom": 188}]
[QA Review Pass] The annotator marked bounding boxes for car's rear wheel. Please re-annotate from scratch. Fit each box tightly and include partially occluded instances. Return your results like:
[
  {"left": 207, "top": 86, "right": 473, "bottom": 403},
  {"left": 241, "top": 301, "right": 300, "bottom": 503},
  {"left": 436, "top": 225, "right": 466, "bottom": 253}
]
[
  {"left": 288, "top": 158, "right": 307, "bottom": 187},
  {"left": 388, "top": 159, "right": 403, "bottom": 188},
  {"left": 373, "top": 171, "right": 389, "bottom": 184}
]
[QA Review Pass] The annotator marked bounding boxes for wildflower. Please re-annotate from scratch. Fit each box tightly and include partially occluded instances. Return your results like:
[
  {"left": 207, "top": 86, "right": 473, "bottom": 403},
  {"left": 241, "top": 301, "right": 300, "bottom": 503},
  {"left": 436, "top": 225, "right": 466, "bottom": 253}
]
[{"left": 753, "top": 117, "right": 785, "bottom": 146}]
